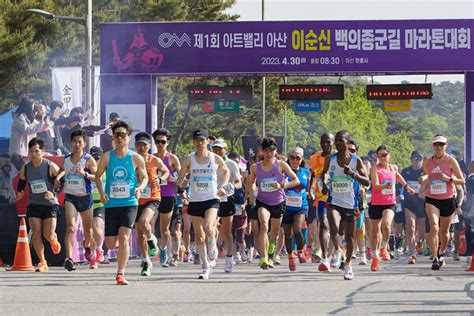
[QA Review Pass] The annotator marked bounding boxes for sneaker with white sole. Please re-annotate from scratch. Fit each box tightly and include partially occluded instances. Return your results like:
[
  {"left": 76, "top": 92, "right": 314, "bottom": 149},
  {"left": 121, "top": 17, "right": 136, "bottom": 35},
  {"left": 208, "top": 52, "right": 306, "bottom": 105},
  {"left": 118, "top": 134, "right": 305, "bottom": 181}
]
[
  {"left": 318, "top": 259, "right": 332, "bottom": 272},
  {"left": 344, "top": 264, "right": 354, "bottom": 280},
  {"left": 225, "top": 256, "right": 234, "bottom": 273},
  {"left": 330, "top": 251, "right": 342, "bottom": 268},
  {"left": 359, "top": 254, "right": 368, "bottom": 265},
  {"left": 199, "top": 267, "right": 212, "bottom": 280}
]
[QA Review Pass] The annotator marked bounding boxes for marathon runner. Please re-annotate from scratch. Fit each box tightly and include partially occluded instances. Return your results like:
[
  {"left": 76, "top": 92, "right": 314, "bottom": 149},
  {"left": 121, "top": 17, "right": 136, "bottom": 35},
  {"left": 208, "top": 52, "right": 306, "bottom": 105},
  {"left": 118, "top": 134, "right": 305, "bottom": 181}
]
[
  {"left": 418, "top": 134, "right": 465, "bottom": 270},
  {"left": 283, "top": 147, "right": 310, "bottom": 271},
  {"left": 55, "top": 130, "right": 97, "bottom": 270},
  {"left": 134, "top": 132, "right": 169, "bottom": 276},
  {"left": 310, "top": 133, "right": 335, "bottom": 271},
  {"left": 400, "top": 151, "right": 426, "bottom": 264},
  {"left": 247, "top": 137, "right": 299, "bottom": 269},
  {"left": 17, "top": 137, "right": 62, "bottom": 272},
  {"left": 368, "top": 145, "right": 414, "bottom": 272},
  {"left": 176, "top": 129, "right": 229, "bottom": 280},
  {"left": 321, "top": 130, "right": 370, "bottom": 280},
  {"left": 152, "top": 128, "right": 181, "bottom": 268},
  {"left": 95, "top": 121, "right": 148, "bottom": 285}
]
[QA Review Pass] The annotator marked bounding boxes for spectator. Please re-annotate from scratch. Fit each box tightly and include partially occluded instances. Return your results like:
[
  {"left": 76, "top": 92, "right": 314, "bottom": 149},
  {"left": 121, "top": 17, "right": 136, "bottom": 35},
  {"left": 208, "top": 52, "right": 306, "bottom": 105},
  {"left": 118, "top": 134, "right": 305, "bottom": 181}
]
[
  {"left": 9, "top": 97, "right": 50, "bottom": 157},
  {"left": 37, "top": 100, "right": 67, "bottom": 155},
  {"left": 61, "top": 115, "right": 82, "bottom": 154},
  {"left": 100, "top": 112, "right": 121, "bottom": 152}
]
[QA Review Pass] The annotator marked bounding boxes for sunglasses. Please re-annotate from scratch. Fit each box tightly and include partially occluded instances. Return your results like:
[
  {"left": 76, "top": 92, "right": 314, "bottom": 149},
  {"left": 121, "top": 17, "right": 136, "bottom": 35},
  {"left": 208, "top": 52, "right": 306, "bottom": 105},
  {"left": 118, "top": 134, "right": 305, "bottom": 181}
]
[
  {"left": 289, "top": 156, "right": 302, "bottom": 160},
  {"left": 155, "top": 140, "right": 167, "bottom": 145},
  {"left": 348, "top": 148, "right": 357, "bottom": 153},
  {"left": 378, "top": 152, "right": 389, "bottom": 158},
  {"left": 433, "top": 142, "right": 446, "bottom": 147},
  {"left": 114, "top": 131, "right": 129, "bottom": 138}
]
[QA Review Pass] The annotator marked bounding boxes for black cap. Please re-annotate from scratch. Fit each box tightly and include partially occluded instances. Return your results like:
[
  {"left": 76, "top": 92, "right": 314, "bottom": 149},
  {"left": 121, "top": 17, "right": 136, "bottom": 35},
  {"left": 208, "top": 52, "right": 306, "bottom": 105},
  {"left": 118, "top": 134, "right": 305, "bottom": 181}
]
[
  {"left": 89, "top": 146, "right": 103, "bottom": 160},
  {"left": 135, "top": 132, "right": 151, "bottom": 144},
  {"left": 193, "top": 129, "right": 208, "bottom": 140},
  {"left": 109, "top": 112, "right": 120, "bottom": 120},
  {"left": 411, "top": 150, "right": 424, "bottom": 160}
]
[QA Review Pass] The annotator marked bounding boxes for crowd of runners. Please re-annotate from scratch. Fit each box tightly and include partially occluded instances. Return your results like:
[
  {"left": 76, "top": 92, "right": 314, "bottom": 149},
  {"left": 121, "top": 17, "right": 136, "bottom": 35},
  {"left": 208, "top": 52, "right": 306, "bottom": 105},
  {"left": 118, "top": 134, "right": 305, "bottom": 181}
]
[{"left": 16, "top": 120, "right": 474, "bottom": 284}]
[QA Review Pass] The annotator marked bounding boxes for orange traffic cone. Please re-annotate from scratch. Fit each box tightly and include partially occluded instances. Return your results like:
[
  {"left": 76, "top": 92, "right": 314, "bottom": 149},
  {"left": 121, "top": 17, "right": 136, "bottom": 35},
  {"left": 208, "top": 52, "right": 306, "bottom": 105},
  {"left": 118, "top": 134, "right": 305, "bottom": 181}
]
[
  {"left": 466, "top": 254, "right": 474, "bottom": 272},
  {"left": 11, "top": 217, "right": 35, "bottom": 271}
]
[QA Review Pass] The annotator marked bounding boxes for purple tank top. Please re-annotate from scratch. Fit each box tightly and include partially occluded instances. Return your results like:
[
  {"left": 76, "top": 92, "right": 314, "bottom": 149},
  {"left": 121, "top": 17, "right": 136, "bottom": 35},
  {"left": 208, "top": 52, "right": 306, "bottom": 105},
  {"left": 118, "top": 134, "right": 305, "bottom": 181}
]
[
  {"left": 160, "top": 152, "right": 176, "bottom": 197},
  {"left": 256, "top": 160, "right": 286, "bottom": 205}
]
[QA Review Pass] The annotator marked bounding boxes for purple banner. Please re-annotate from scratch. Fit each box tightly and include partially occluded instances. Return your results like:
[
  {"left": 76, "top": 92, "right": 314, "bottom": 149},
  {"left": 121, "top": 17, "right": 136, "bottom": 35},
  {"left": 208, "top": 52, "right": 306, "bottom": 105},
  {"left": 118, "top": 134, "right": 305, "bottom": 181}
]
[{"left": 100, "top": 20, "right": 474, "bottom": 76}]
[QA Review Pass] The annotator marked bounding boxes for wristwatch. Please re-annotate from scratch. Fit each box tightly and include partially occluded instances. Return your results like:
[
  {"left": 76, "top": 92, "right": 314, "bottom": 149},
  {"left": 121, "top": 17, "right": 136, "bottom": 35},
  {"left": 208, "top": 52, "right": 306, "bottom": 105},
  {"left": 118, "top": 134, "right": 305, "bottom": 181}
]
[{"left": 449, "top": 177, "right": 454, "bottom": 183}]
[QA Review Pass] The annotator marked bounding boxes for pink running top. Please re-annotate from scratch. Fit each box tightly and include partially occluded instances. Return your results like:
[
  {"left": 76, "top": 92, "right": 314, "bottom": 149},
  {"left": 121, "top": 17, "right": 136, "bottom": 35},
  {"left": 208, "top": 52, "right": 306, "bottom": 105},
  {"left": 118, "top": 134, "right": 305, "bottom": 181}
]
[
  {"left": 371, "top": 164, "right": 397, "bottom": 206},
  {"left": 426, "top": 155, "right": 454, "bottom": 200}
]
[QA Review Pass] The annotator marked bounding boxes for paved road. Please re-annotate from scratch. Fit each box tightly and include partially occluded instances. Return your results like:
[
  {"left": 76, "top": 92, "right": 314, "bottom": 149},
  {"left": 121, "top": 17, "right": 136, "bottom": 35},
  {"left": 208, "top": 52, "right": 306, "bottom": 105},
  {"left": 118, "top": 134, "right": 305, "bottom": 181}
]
[{"left": 1, "top": 254, "right": 473, "bottom": 315}]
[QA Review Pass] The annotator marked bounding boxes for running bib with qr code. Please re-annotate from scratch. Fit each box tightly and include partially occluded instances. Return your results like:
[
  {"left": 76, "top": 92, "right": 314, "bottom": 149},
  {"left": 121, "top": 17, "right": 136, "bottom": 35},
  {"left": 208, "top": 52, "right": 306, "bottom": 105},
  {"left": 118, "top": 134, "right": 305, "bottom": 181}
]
[
  {"left": 286, "top": 191, "right": 303, "bottom": 208},
  {"left": 430, "top": 180, "right": 447, "bottom": 195},
  {"left": 110, "top": 182, "right": 130, "bottom": 198},
  {"left": 331, "top": 176, "right": 352, "bottom": 194},
  {"left": 260, "top": 177, "right": 278, "bottom": 192},
  {"left": 30, "top": 180, "right": 47, "bottom": 194},
  {"left": 193, "top": 176, "right": 212, "bottom": 193},
  {"left": 141, "top": 185, "right": 151, "bottom": 199}
]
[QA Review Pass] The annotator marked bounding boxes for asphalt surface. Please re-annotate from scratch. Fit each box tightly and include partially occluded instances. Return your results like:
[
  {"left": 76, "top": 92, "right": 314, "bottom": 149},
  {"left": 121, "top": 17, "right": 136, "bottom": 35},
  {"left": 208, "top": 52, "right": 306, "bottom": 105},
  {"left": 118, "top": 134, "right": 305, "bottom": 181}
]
[{"left": 1, "top": 254, "right": 473, "bottom": 315}]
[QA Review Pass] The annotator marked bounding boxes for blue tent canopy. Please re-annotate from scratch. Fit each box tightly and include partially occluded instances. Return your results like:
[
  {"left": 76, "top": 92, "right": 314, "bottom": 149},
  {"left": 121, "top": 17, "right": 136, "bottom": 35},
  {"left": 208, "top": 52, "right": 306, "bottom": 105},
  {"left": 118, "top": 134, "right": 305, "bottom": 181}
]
[{"left": 0, "top": 108, "right": 14, "bottom": 138}]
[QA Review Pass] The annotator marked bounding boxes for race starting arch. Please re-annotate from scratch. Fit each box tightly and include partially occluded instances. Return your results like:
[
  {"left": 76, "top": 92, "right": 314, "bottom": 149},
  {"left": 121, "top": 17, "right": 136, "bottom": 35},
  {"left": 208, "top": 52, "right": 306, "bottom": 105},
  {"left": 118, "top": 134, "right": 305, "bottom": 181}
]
[{"left": 100, "top": 19, "right": 474, "bottom": 161}]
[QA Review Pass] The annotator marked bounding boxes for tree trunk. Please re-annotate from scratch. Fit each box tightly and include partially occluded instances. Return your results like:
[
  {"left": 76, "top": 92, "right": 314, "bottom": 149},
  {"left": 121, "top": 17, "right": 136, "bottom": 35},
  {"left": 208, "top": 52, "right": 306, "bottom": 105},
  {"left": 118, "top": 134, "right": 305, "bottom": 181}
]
[
  {"left": 159, "top": 95, "right": 174, "bottom": 129},
  {"left": 172, "top": 101, "right": 194, "bottom": 153}
]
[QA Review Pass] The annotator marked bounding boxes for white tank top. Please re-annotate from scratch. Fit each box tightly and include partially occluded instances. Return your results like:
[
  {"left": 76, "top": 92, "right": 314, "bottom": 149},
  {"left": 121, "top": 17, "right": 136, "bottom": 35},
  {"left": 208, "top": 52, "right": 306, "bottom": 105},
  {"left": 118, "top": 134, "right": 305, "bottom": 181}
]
[
  {"left": 63, "top": 152, "right": 91, "bottom": 196},
  {"left": 328, "top": 154, "right": 358, "bottom": 209},
  {"left": 189, "top": 152, "right": 219, "bottom": 202}
]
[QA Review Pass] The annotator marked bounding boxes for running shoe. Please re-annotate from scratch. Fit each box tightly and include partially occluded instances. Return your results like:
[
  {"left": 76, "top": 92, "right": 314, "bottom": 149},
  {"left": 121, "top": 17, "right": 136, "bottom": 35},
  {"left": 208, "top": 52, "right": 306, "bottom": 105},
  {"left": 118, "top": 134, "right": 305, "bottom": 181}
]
[
  {"left": 318, "top": 259, "right": 331, "bottom": 272},
  {"left": 288, "top": 253, "right": 297, "bottom": 272},
  {"left": 330, "top": 251, "right": 342, "bottom": 268},
  {"left": 160, "top": 248, "right": 169, "bottom": 267},
  {"left": 298, "top": 251, "right": 307, "bottom": 264},
  {"left": 453, "top": 252, "right": 460, "bottom": 261},
  {"left": 394, "top": 248, "right": 403, "bottom": 260},
  {"left": 416, "top": 241, "right": 423, "bottom": 255},
  {"left": 36, "top": 261, "right": 49, "bottom": 272},
  {"left": 241, "top": 250, "right": 249, "bottom": 262},
  {"left": 96, "top": 248, "right": 105, "bottom": 263},
  {"left": 208, "top": 241, "right": 218, "bottom": 261},
  {"left": 209, "top": 259, "right": 217, "bottom": 267},
  {"left": 194, "top": 254, "right": 201, "bottom": 265},
  {"left": 408, "top": 255, "right": 416, "bottom": 264},
  {"left": 380, "top": 247, "right": 390, "bottom": 261},
  {"left": 50, "top": 239, "right": 61, "bottom": 255},
  {"left": 343, "top": 263, "right": 354, "bottom": 280},
  {"left": 259, "top": 258, "right": 269, "bottom": 270},
  {"left": 431, "top": 257, "right": 441, "bottom": 270},
  {"left": 83, "top": 240, "right": 93, "bottom": 262},
  {"left": 268, "top": 258, "right": 274, "bottom": 268},
  {"left": 89, "top": 254, "right": 98, "bottom": 269},
  {"left": 147, "top": 235, "right": 158, "bottom": 257},
  {"left": 339, "top": 260, "right": 346, "bottom": 270},
  {"left": 141, "top": 260, "right": 152, "bottom": 276},
  {"left": 439, "top": 255, "right": 445, "bottom": 267},
  {"left": 169, "top": 255, "right": 178, "bottom": 267},
  {"left": 274, "top": 255, "right": 281, "bottom": 266},
  {"left": 305, "top": 247, "right": 313, "bottom": 260},
  {"left": 359, "top": 254, "right": 368, "bottom": 265},
  {"left": 235, "top": 252, "right": 242, "bottom": 264},
  {"left": 183, "top": 252, "right": 191, "bottom": 263},
  {"left": 116, "top": 274, "right": 129, "bottom": 285},
  {"left": 64, "top": 258, "right": 75, "bottom": 271},
  {"left": 268, "top": 241, "right": 276, "bottom": 257},
  {"left": 423, "top": 245, "right": 431, "bottom": 256},
  {"left": 199, "top": 267, "right": 212, "bottom": 280},
  {"left": 371, "top": 257, "right": 380, "bottom": 272},
  {"left": 313, "top": 249, "right": 322, "bottom": 263},
  {"left": 225, "top": 256, "right": 234, "bottom": 273}
]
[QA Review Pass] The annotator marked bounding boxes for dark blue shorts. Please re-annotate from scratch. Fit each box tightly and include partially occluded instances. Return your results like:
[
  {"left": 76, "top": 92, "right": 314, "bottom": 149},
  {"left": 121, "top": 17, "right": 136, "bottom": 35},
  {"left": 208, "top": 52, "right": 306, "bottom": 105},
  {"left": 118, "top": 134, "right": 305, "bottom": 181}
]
[{"left": 317, "top": 201, "right": 328, "bottom": 218}]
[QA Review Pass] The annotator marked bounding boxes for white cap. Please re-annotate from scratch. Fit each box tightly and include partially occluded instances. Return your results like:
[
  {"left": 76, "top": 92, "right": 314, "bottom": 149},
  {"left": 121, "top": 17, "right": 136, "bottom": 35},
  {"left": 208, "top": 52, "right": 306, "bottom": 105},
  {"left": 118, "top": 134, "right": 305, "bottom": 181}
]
[
  {"left": 432, "top": 135, "right": 448, "bottom": 144},
  {"left": 212, "top": 138, "right": 227, "bottom": 148},
  {"left": 288, "top": 146, "right": 304, "bottom": 157}
]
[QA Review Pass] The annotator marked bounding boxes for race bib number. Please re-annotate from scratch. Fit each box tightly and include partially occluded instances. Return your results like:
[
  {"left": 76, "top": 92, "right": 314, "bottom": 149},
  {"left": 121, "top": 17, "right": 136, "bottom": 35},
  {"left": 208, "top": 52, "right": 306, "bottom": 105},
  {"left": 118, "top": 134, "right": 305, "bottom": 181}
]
[
  {"left": 381, "top": 180, "right": 395, "bottom": 195},
  {"left": 317, "top": 177, "right": 324, "bottom": 193},
  {"left": 193, "top": 176, "right": 212, "bottom": 193},
  {"left": 430, "top": 180, "right": 447, "bottom": 195},
  {"left": 452, "top": 214, "right": 460, "bottom": 224},
  {"left": 159, "top": 178, "right": 168, "bottom": 186},
  {"left": 286, "top": 191, "right": 303, "bottom": 208},
  {"left": 66, "top": 176, "right": 85, "bottom": 190},
  {"left": 141, "top": 185, "right": 151, "bottom": 199},
  {"left": 260, "top": 177, "right": 278, "bottom": 192},
  {"left": 331, "top": 176, "right": 352, "bottom": 194},
  {"left": 407, "top": 181, "right": 420, "bottom": 193},
  {"left": 30, "top": 180, "right": 47, "bottom": 194},
  {"left": 110, "top": 182, "right": 130, "bottom": 198}
]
